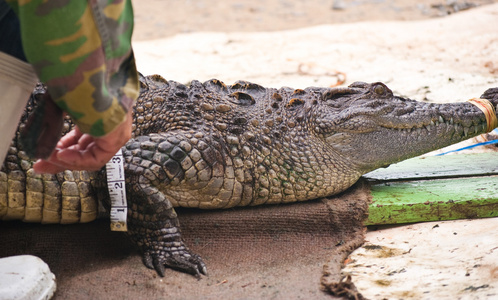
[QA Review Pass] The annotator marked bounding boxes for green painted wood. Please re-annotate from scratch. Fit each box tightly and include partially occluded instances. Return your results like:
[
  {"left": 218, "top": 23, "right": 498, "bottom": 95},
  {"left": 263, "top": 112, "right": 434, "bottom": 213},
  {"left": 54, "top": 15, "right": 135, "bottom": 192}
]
[
  {"left": 366, "top": 176, "right": 498, "bottom": 225},
  {"left": 364, "top": 153, "right": 498, "bottom": 181},
  {"left": 364, "top": 153, "right": 498, "bottom": 225}
]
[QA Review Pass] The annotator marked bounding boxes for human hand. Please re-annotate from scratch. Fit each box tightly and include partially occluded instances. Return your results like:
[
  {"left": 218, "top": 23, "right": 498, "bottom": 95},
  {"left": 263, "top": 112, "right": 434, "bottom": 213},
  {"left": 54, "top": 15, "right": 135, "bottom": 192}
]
[{"left": 33, "top": 109, "right": 133, "bottom": 174}]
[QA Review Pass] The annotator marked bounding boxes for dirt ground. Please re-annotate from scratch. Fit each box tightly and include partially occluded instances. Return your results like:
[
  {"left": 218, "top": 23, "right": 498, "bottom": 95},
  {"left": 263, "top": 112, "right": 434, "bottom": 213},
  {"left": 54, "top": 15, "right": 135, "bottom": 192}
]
[{"left": 132, "top": 0, "right": 497, "bottom": 41}]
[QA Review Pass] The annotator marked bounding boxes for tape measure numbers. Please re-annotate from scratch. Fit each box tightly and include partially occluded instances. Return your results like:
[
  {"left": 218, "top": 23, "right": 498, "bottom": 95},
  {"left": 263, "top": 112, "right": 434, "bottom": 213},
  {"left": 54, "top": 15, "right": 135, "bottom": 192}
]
[{"left": 106, "top": 149, "right": 128, "bottom": 231}]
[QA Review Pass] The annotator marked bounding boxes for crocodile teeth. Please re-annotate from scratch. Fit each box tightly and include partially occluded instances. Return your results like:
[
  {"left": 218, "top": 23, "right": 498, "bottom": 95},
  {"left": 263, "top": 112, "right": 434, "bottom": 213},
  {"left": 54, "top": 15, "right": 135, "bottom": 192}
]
[
  {"left": 430, "top": 120, "right": 435, "bottom": 126},
  {"left": 468, "top": 126, "right": 475, "bottom": 135},
  {"left": 464, "top": 127, "right": 469, "bottom": 137},
  {"left": 450, "top": 118, "right": 454, "bottom": 125},
  {"left": 439, "top": 116, "right": 444, "bottom": 124}
]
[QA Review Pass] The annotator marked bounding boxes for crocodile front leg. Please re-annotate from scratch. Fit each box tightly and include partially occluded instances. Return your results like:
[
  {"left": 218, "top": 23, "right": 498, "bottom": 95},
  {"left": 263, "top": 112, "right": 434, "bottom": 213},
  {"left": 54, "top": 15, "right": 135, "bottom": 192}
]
[
  {"left": 123, "top": 136, "right": 207, "bottom": 277},
  {"left": 126, "top": 178, "right": 206, "bottom": 277}
]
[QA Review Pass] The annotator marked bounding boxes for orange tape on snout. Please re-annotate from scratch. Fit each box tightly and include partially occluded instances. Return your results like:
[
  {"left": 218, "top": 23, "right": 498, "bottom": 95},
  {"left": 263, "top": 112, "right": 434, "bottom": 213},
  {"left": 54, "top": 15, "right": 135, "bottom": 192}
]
[{"left": 468, "top": 98, "right": 498, "bottom": 132}]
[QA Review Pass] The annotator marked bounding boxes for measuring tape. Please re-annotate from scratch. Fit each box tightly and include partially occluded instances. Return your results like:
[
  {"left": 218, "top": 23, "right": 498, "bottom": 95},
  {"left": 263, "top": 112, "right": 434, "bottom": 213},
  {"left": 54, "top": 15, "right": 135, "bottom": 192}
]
[{"left": 105, "top": 149, "right": 128, "bottom": 231}]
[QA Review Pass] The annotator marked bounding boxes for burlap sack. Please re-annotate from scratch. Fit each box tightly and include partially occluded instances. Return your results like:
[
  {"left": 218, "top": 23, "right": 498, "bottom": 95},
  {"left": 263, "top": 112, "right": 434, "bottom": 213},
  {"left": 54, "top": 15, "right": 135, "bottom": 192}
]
[{"left": 0, "top": 181, "right": 369, "bottom": 299}]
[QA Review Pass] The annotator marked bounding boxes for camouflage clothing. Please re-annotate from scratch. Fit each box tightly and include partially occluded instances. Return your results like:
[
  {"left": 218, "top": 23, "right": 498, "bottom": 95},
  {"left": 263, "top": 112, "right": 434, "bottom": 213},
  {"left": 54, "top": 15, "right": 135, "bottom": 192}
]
[{"left": 4, "top": 0, "right": 139, "bottom": 136}]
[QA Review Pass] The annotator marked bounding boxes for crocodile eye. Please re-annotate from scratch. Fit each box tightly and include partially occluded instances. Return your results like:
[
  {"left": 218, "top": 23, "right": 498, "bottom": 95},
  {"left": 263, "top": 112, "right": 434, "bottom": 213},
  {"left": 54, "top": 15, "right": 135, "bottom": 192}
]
[{"left": 374, "top": 84, "right": 385, "bottom": 96}]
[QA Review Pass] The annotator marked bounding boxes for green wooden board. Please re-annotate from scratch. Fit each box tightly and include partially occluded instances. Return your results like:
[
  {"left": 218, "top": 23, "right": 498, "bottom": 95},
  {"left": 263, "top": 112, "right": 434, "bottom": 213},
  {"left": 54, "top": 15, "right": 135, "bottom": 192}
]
[
  {"left": 364, "top": 153, "right": 498, "bottom": 225},
  {"left": 364, "top": 152, "right": 498, "bottom": 181},
  {"left": 366, "top": 176, "right": 498, "bottom": 225}
]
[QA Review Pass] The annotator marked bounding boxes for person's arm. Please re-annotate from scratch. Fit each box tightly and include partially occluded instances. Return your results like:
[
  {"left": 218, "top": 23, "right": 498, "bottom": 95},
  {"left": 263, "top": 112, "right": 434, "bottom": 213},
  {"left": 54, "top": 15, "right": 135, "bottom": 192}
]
[{"left": 7, "top": 0, "right": 139, "bottom": 172}]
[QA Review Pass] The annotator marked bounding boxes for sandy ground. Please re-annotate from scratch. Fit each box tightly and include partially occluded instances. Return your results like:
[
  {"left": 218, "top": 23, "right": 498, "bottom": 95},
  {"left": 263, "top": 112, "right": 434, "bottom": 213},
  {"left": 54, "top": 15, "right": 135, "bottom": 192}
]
[
  {"left": 132, "top": 0, "right": 497, "bottom": 41},
  {"left": 344, "top": 218, "right": 498, "bottom": 299}
]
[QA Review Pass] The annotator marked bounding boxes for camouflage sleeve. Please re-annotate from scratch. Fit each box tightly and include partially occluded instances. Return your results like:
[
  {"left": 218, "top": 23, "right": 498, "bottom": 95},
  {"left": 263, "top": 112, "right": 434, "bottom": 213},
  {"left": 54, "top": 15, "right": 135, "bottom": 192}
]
[{"left": 6, "top": 0, "right": 139, "bottom": 137}]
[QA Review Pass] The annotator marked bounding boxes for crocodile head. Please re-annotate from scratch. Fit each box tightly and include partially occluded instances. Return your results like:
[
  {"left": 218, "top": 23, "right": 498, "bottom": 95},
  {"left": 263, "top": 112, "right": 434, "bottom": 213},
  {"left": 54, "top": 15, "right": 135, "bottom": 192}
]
[{"left": 311, "top": 82, "right": 497, "bottom": 173}]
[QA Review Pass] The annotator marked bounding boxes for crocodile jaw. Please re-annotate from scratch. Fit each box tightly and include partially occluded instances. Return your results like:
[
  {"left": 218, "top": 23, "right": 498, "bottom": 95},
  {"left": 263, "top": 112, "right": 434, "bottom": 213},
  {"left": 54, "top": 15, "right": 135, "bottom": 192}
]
[{"left": 324, "top": 101, "right": 491, "bottom": 173}]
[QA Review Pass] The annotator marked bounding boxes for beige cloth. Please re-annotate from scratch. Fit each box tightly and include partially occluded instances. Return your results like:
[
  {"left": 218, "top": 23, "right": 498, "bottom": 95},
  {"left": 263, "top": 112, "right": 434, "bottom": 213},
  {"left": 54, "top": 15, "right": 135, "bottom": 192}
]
[
  {"left": 0, "top": 52, "right": 38, "bottom": 162},
  {"left": 0, "top": 181, "right": 369, "bottom": 299}
]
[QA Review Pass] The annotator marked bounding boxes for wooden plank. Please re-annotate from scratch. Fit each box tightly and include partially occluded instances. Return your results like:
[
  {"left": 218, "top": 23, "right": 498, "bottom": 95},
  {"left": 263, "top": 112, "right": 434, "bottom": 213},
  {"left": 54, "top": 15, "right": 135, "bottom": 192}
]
[
  {"left": 363, "top": 153, "right": 498, "bottom": 181},
  {"left": 366, "top": 176, "right": 498, "bottom": 225}
]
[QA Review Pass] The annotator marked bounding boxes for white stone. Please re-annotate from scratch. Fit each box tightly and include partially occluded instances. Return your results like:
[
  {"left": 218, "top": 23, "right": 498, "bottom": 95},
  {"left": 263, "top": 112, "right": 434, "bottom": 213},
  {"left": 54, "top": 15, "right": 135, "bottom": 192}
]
[{"left": 0, "top": 255, "right": 56, "bottom": 300}]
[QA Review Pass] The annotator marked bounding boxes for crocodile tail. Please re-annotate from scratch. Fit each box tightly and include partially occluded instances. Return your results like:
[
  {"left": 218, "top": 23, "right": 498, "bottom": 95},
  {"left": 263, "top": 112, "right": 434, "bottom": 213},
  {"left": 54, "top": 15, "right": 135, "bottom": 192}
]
[{"left": 0, "top": 162, "right": 101, "bottom": 224}]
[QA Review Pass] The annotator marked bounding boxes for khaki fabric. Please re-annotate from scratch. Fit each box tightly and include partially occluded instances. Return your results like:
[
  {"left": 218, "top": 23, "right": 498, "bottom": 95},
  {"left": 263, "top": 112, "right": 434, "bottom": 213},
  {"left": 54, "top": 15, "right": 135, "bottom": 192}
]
[{"left": 0, "top": 181, "right": 369, "bottom": 299}]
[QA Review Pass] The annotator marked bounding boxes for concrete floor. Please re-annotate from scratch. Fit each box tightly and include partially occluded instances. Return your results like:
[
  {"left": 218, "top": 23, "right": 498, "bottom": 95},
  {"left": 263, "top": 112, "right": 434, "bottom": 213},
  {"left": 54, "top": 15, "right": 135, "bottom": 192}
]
[{"left": 343, "top": 218, "right": 498, "bottom": 299}]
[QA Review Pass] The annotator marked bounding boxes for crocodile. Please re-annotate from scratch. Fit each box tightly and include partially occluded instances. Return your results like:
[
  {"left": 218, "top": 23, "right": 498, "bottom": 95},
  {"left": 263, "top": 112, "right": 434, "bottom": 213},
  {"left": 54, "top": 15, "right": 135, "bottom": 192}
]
[{"left": 1, "top": 74, "right": 497, "bottom": 277}]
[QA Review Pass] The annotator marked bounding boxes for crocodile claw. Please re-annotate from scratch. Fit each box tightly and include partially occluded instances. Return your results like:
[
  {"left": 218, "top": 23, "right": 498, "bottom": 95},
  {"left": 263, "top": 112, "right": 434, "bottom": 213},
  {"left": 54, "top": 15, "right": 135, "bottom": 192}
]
[{"left": 142, "top": 250, "right": 207, "bottom": 278}]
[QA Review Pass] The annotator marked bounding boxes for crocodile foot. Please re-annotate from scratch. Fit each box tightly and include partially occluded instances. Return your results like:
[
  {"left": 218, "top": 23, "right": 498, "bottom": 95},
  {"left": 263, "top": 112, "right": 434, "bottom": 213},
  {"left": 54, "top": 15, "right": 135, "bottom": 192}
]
[{"left": 142, "top": 247, "right": 207, "bottom": 278}]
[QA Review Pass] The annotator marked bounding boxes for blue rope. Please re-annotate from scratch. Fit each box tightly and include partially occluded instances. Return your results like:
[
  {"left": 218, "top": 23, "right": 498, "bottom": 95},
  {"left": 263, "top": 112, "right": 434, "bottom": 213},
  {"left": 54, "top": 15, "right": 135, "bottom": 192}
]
[{"left": 435, "top": 128, "right": 498, "bottom": 156}]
